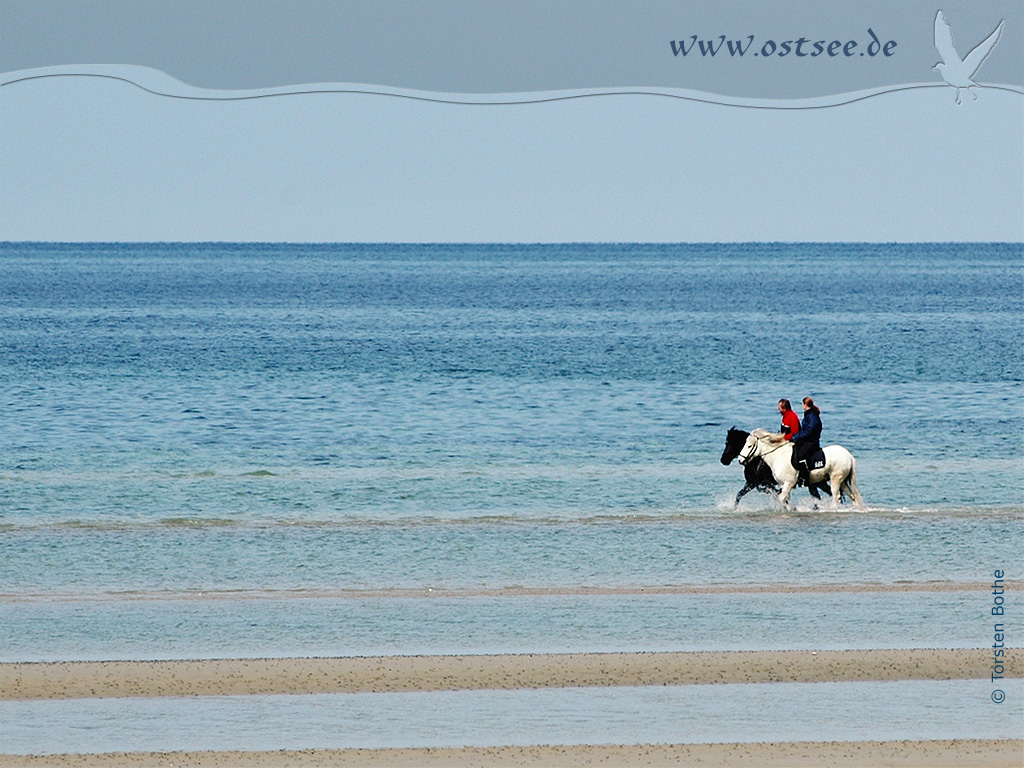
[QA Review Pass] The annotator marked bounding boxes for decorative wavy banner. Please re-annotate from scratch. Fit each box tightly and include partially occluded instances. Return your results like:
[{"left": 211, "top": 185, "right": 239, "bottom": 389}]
[
  {"left": 2, "top": 1, "right": 1021, "bottom": 101},
  {"left": 3, "top": 64, "right": 1022, "bottom": 110}
]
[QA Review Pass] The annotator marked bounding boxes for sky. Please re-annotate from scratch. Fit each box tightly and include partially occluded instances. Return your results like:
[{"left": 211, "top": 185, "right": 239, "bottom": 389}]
[
  {"left": 1, "top": 1, "right": 1021, "bottom": 242},
  {"left": 1, "top": 75, "right": 1020, "bottom": 242}
]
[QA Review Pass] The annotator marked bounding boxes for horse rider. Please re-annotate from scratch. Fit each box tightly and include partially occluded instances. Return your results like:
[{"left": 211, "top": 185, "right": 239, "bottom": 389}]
[
  {"left": 777, "top": 399, "right": 800, "bottom": 440},
  {"left": 787, "top": 397, "right": 822, "bottom": 487}
]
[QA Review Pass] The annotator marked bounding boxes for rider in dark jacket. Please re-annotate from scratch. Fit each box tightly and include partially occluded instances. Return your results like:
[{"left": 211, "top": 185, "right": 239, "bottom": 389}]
[{"left": 790, "top": 397, "right": 822, "bottom": 486}]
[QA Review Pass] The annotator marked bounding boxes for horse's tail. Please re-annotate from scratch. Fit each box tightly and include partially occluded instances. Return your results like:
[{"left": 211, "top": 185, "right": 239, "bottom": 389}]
[{"left": 843, "top": 456, "right": 865, "bottom": 509}]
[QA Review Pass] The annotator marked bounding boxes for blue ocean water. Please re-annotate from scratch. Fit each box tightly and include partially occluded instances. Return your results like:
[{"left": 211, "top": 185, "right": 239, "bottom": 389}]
[{"left": 0, "top": 242, "right": 1021, "bottom": 662}]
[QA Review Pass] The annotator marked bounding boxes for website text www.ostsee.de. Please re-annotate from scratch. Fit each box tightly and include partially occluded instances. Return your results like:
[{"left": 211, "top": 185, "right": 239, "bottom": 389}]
[{"left": 670, "top": 29, "right": 897, "bottom": 59}]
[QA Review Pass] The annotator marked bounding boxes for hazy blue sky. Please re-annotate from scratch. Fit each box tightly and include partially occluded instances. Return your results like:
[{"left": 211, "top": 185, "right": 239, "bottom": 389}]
[{"left": 1, "top": 70, "right": 1020, "bottom": 242}]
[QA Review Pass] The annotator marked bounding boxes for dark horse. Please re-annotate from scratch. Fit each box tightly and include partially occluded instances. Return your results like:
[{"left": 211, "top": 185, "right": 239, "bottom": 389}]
[{"left": 720, "top": 427, "right": 830, "bottom": 506}]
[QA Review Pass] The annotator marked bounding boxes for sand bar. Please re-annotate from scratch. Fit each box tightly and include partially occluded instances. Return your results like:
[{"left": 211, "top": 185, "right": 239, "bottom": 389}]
[
  {"left": 0, "top": 740, "right": 1021, "bottom": 767},
  {"left": 2, "top": 648, "right": 1018, "bottom": 700}
]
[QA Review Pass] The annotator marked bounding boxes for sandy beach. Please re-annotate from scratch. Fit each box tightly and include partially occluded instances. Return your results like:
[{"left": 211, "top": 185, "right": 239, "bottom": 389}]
[
  {"left": 2, "top": 648, "right": 1018, "bottom": 700},
  {"left": 4, "top": 649, "right": 1019, "bottom": 765},
  {"left": 0, "top": 740, "right": 1021, "bottom": 767}
]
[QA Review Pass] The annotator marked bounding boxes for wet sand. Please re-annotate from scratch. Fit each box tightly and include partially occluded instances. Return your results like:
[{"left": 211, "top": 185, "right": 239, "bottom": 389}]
[
  {"left": 1, "top": 648, "right": 1018, "bottom": 700},
  {"left": 0, "top": 740, "right": 1021, "bottom": 767},
  {"left": 3, "top": 650, "right": 1019, "bottom": 766}
]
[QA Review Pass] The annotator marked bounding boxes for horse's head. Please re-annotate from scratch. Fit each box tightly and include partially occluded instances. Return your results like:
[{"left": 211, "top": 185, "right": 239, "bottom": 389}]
[
  {"left": 721, "top": 427, "right": 749, "bottom": 465},
  {"left": 737, "top": 429, "right": 784, "bottom": 465},
  {"left": 737, "top": 433, "right": 761, "bottom": 466}
]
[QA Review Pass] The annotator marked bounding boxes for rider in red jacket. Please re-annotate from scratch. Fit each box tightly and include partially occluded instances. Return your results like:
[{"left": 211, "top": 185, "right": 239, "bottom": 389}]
[{"left": 778, "top": 399, "right": 800, "bottom": 440}]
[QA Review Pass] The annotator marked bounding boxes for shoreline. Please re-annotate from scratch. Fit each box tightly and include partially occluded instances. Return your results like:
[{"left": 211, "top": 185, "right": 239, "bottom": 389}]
[
  {"left": 1, "top": 740, "right": 1022, "bottom": 767},
  {"left": 2, "top": 648, "right": 1018, "bottom": 700}
]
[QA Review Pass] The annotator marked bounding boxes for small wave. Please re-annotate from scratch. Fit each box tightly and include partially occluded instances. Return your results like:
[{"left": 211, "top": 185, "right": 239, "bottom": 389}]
[
  {"left": 158, "top": 517, "right": 241, "bottom": 529},
  {"left": 0, "top": 505, "right": 1018, "bottom": 534},
  {"left": 0, "top": 518, "right": 243, "bottom": 532},
  {"left": 242, "top": 469, "right": 276, "bottom": 477},
  {"left": 2, "top": 579, "right": 1018, "bottom": 604}
]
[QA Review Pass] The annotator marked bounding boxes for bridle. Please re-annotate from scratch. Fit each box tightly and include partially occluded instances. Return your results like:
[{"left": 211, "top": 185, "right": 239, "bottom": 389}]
[{"left": 737, "top": 432, "right": 788, "bottom": 465}]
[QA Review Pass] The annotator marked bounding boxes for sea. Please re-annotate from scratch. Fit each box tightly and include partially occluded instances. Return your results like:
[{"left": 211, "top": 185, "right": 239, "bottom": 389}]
[{"left": 1, "top": 241, "right": 1021, "bottom": 752}]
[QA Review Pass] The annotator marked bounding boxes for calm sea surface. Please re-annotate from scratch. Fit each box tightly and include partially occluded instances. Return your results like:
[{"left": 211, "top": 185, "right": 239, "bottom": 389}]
[{"left": 0, "top": 242, "right": 1021, "bottom": 662}]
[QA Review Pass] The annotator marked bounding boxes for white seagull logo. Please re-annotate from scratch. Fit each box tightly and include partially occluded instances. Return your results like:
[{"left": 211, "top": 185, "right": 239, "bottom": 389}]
[{"left": 933, "top": 10, "right": 1004, "bottom": 104}]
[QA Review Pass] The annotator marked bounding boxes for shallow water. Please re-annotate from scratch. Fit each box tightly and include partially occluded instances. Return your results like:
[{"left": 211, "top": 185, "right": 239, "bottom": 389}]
[
  {"left": 0, "top": 515, "right": 1018, "bottom": 597},
  {"left": 0, "top": 590, "right": 1008, "bottom": 662},
  {"left": 2, "top": 680, "right": 1021, "bottom": 754}
]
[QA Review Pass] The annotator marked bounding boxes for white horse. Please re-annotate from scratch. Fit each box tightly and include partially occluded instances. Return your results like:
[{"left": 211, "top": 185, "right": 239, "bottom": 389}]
[{"left": 738, "top": 428, "right": 865, "bottom": 510}]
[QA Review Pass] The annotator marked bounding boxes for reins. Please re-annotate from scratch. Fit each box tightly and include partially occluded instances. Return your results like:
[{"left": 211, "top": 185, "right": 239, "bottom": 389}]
[{"left": 738, "top": 432, "right": 789, "bottom": 465}]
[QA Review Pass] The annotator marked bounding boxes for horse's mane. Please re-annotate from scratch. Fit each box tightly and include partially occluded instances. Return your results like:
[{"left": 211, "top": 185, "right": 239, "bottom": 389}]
[{"left": 751, "top": 428, "right": 788, "bottom": 445}]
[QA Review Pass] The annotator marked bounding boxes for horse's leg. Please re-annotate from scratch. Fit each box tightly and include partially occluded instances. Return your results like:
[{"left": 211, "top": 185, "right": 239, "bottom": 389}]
[
  {"left": 778, "top": 481, "right": 796, "bottom": 509},
  {"left": 757, "top": 461, "right": 780, "bottom": 497},
  {"left": 806, "top": 483, "right": 831, "bottom": 501},
  {"left": 735, "top": 483, "right": 753, "bottom": 507},
  {"left": 828, "top": 472, "right": 843, "bottom": 510},
  {"left": 845, "top": 466, "right": 865, "bottom": 509}
]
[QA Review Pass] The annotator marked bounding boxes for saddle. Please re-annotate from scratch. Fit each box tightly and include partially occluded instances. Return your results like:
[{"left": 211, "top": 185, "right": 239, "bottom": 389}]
[{"left": 797, "top": 449, "right": 826, "bottom": 472}]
